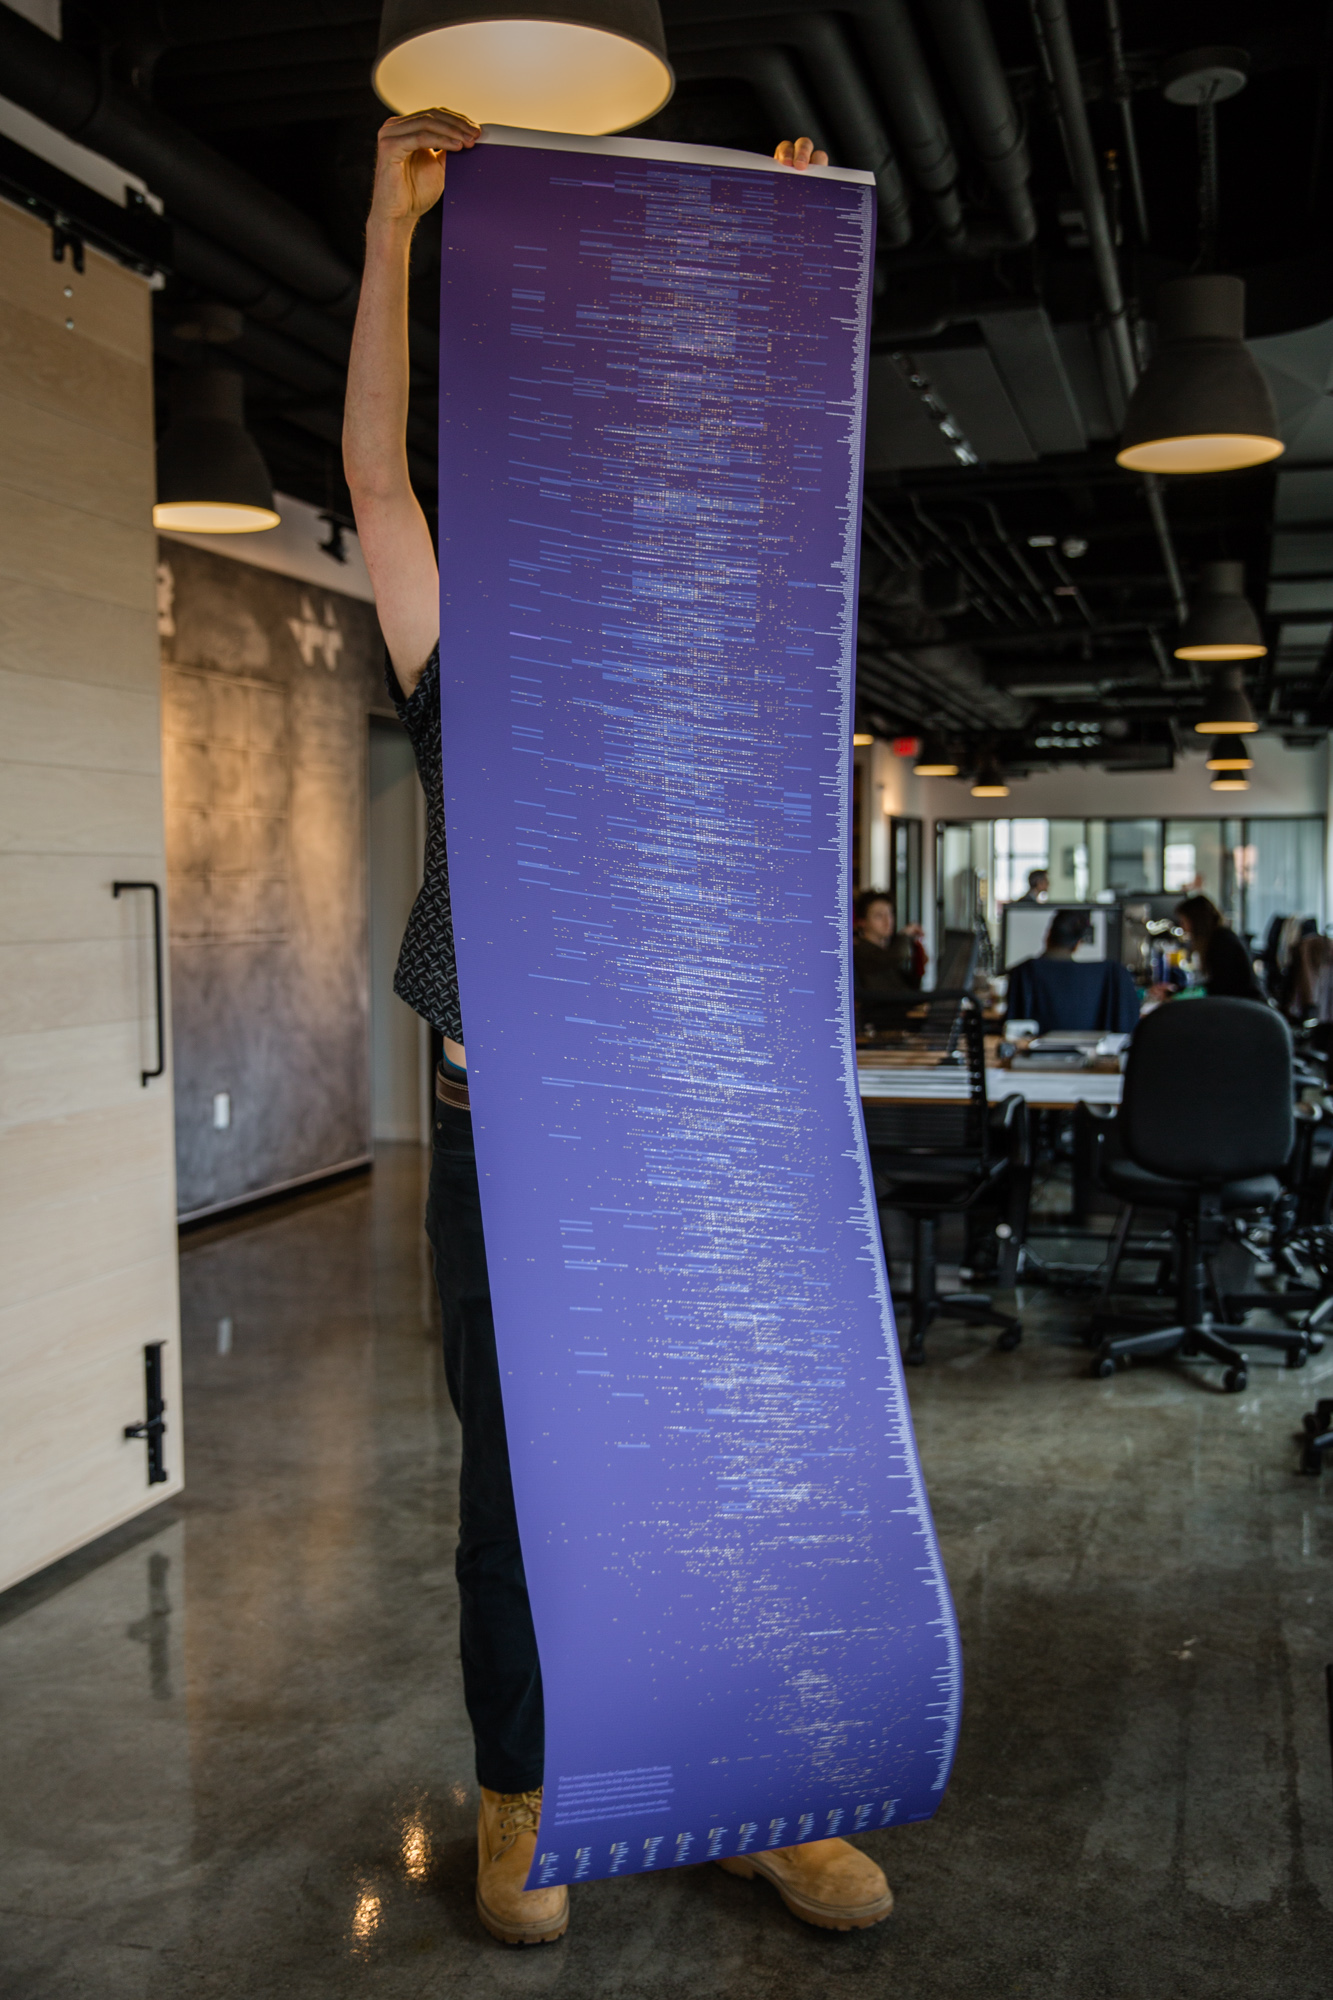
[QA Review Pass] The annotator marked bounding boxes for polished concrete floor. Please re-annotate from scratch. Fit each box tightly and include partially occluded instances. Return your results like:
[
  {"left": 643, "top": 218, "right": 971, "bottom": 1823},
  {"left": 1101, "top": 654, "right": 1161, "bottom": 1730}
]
[{"left": 3, "top": 1146, "right": 1332, "bottom": 1998}]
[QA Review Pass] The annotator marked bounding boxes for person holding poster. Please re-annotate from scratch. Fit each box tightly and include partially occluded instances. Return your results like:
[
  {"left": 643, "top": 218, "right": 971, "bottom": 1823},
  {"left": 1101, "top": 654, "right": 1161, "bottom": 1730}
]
[{"left": 344, "top": 108, "right": 900, "bottom": 1949}]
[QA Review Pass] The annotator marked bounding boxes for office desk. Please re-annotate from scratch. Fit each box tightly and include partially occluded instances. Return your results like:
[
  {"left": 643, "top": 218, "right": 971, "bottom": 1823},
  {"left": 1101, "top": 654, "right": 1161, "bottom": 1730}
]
[
  {"left": 857, "top": 1063, "right": 1123, "bottom": 1111},
  {"left": 857, "top": 1062, "right": 1122, "bottom": 1237}
]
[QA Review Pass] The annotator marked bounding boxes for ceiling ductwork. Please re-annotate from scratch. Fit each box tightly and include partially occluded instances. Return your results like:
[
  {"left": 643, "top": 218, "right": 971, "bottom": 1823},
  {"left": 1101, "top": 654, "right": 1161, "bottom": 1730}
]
[{"left": 0, "top": 0, "right": 1320, "bottom": 761}]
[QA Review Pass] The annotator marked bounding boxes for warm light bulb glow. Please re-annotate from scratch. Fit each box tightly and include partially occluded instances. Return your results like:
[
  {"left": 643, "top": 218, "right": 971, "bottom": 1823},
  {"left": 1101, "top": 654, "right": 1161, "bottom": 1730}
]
[
  {"left": 1194, "top": 718, "right": 1259, "bottom": 734},
  {"left": 374, "top": 22, "right": 673, "bottom": 133},
  {"left": 971, "top": 782, "right": 1009, "bottom": 797},
  {"left": 1210, "top": 777, "right": 1250, "bottom": 790},
  {"left": 914, "top": 761, "right": 959, "bottom": 777},
  {"left": 1206, "top": 754, "right": 1253, "bottom": 770},
  {"left": 1115, "top": 433, "right": 1285, "bottom": 475},
  {"left": 1174, "top": 640, "right": 1267, "bottom": 661},
  {"left": 153, "top": 501, "right": 281, "bottom": 533},
  {"left": 852, "top": 732, "right": 874, "bottom": 746}
]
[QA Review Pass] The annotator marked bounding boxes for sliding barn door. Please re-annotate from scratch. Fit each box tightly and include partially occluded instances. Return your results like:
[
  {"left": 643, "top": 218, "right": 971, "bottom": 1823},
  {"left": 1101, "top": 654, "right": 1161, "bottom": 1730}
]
[{"left": 0, "top": 195, "right": 183, "bottom": 1592}]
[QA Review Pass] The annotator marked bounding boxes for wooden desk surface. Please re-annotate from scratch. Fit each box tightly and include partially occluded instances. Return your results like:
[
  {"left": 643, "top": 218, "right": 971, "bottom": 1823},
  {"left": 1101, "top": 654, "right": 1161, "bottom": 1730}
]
[{"left": 857, "top": 1062, "right": 1123, "bottom": 1111}]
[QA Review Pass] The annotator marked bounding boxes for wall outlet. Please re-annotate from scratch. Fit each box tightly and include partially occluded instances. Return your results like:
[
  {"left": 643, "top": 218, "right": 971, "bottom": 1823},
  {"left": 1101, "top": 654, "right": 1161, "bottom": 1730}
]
[{"left": 212, "top": 1091, "right": 231, "bottom": 1130}]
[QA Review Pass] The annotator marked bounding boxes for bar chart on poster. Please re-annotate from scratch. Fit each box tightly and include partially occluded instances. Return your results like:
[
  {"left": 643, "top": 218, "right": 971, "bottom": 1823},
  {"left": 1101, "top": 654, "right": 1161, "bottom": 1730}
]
[{"left": 437, "top": 128, "right": 960, "bottom": 1890}]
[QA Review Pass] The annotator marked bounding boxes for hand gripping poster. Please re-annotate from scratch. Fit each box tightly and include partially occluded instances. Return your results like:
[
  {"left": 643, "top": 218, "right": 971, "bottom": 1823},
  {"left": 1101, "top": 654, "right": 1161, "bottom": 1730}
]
[{"left": 436, "top": 126, "right": 960, "bottom": 1889}]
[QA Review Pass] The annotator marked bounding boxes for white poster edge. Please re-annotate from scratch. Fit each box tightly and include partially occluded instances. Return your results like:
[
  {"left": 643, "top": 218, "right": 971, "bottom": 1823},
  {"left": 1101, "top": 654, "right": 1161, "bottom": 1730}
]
[{"left": 477, "top": 123, "right": 875, "bottom": 186}]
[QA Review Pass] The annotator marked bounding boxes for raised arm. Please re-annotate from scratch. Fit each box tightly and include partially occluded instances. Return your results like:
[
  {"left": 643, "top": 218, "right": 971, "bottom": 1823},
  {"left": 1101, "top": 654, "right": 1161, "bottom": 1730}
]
[{"left": 344, "top": 108, "right": 478, "bottom": 695}]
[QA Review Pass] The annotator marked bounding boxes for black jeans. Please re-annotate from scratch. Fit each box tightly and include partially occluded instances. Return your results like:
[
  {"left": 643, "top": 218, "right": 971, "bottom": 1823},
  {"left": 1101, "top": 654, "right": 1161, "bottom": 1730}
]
[{"left": 426, "top": 1097, "right": 545, "bottom": 1793}]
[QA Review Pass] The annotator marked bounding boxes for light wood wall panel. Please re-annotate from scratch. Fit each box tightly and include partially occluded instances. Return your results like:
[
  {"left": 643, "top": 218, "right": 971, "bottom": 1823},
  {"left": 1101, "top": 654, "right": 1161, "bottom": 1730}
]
[
  {"left": 0, "top": 197, "right": 182, "bottom": 1594},
  {"left": 0, "top": 580, "right": 158, "bottom": 693}
]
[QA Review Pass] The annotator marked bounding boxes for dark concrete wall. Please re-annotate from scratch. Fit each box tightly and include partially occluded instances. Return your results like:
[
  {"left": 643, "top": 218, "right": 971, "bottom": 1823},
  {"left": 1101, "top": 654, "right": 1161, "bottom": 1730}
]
[{"left": 158, "top": 541, "right": 387, "bottom": 1217}]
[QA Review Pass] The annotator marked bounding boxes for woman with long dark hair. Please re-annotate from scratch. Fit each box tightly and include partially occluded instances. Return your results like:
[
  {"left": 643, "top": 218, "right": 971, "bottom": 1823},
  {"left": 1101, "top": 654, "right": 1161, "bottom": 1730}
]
[{"left": 1167, "top": 895, "right": 1263, "bottom": 1001}]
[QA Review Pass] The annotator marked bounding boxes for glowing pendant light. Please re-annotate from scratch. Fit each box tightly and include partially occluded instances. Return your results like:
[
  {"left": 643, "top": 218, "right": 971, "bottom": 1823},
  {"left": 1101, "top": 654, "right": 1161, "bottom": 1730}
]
[
  {"left": 914, "top": 739, "right": 960, "bottom": 777},
  {"left": 1174, "top": 560, "right": 1266, "bottom": 661},
  {"left": 1194, "top": 663, "right": 1258, "bottom": 735},
  {"left": 153, "top": 361, "right": 279, "bottom": 534},
  {"left": 373, "top": 0, "right": 674, "bottom": 134},
  {"left": 1210, "top": 775, "right": 1249, "bottom": 791},
  {"left": 852, "top": 731, "right": 875, "bottom": 747},
  {"left": 970, "top": 755, "right": 1009, "bottom": 798},
  {"left": 1205, "top": 752, "right": 1253, "bottom": 770},
  {"left": 1116, "top": 275, "right": 1283, "bottom": 475}
]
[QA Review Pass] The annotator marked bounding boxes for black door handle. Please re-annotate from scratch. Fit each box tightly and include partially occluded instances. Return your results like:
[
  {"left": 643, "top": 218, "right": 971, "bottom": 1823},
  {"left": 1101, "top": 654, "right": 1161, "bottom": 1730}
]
[
  {"left": 124, "top": 1341, "right": 168, "bottom": 1485},
  {"left": 113, "top": 881, "right": 165, "bottom": 1086}
]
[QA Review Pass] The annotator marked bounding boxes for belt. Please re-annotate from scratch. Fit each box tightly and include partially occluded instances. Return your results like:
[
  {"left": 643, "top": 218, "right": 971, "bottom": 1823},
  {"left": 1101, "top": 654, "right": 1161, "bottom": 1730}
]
[{"left": 435, "top": 1067, "right": 471, "bottom": 1113}]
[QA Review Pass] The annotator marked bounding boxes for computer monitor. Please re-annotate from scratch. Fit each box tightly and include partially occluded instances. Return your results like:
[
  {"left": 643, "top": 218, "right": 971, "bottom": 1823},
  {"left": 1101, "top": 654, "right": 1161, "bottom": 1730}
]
[
  {"left": 1000, "top": 904, "right": 1116, "bottom": 971},
  {"left": 936, "top": 927, "right": 979, "bottom": 991}
]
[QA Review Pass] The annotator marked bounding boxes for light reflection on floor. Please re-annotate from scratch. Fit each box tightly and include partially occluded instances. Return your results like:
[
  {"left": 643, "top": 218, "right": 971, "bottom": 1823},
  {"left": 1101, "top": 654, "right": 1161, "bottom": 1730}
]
[{"left": 0, "top": 1145, "right": 1330, "bottom": 1999}]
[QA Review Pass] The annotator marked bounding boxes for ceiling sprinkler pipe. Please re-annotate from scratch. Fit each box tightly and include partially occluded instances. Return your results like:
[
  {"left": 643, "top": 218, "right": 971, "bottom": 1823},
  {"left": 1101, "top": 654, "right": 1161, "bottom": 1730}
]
[{"left": 1028, "top": 0, "right": 1189, "bottom": 622}]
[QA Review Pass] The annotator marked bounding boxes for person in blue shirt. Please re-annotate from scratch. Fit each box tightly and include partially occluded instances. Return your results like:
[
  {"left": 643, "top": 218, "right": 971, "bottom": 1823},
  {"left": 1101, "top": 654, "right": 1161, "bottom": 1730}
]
[{"left": 1007, "top": 908, "right": 1141, "bottom": 1034}]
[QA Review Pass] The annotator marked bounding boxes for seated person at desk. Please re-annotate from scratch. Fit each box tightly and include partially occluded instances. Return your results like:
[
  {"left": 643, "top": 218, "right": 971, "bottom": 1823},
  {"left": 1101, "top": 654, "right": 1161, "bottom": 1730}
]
[
  {"left": 1010, "top": 867, "right": 1049, "bottom": 905},
  {"left": 853, "top": 889, "right": 924, "bottom": 1020},
  {"left": 1006, "top": 908, "right": 1140, "bottom": 1034},
  {"left": 1149, "top": 894, "right": 1263, "bottom": 1003}
]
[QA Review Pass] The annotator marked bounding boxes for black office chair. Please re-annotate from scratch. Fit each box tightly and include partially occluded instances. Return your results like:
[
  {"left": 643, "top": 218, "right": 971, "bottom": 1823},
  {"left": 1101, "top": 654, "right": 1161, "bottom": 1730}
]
[
  {"left": 863, "top": 991, "right": 1025, "bottom": 1365},
  {"left": 1091, "top": 998, "right": 1308, "bottom": 1390}
]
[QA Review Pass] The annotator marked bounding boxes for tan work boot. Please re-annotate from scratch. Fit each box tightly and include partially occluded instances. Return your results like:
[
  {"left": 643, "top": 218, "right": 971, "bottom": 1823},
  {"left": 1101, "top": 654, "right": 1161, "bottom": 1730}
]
[
  {"left": 475, "top": 1788, "right": 569, "bottom": 1946},
  {"left": 718, "top": 1838, "right": 894, "bottom": 1931}
]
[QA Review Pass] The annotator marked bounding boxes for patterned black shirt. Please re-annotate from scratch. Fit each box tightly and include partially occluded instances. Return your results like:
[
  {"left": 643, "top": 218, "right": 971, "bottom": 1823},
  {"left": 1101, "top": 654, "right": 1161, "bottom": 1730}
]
[{"left": 387, "top": 644, "right": 462, "bottom": 1041}]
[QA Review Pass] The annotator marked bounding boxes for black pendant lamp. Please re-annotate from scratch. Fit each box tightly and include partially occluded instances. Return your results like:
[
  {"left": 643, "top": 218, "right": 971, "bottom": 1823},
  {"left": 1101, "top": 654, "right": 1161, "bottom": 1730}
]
[
  {"left": 153, "top": 361, "right": 279, "bottom": 535},
  {"left": 1174, "top": 560, "right": 1267, "bottom": 661},
  {"left": 1116, "top": 276, "right": 1283, "bottom": 475},
  {"left": 1194, "top": 663, "right": 1258, "bottom": 736},
  {"left": 1210, "top": 773, "right": 1250, "bottom": 792},
  {"left": 373, "top": 0, "right": 674, "bottom": 134},
  {"left": 914, "top": 740, "right": 960, "bottom": 777},
  {"left": 970, "top": 755, "right": 1009, "bottom": 799},
  {"left": 1205, "top": 751, "right": 1253, "bottom": 771}
]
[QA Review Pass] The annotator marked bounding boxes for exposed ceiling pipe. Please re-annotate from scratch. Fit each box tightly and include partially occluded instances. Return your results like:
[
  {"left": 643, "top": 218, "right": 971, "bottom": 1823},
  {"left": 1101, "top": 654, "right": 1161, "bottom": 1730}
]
[
  {"left": 165, "top": 60, "right": 372, "bottom": 114},
  {"left": 839, "top": 0, "right": 966, "bottom": 251},
  {"left": 0, "top": 1, "right": 357, "bottom": 310},
  {"left": 155, "top": 0, "right": 376, "bottom": 37},
  {"left": 181, "top": 89, "right": 379, "bottom": 133},
  {"left": 1027, "top": 0, "right": 1189, "bottom": 622},
  {"left": 668, "top": 0, "right": 1035, "bottom": 254},
  {"left": 917, "top": 0, "right": 1037, "bottom": 247},
  {"left": 671, "top": 47, "right": 832, "bottom": 164},
  {"left": 162, "top": 22, "right": 376, "bottom": 74},
  {"left": 672, "top": 16, "right": 912, "bottom": 247},
  {"left": 172, "top": 225, "right": 355, "bottom": 369}
]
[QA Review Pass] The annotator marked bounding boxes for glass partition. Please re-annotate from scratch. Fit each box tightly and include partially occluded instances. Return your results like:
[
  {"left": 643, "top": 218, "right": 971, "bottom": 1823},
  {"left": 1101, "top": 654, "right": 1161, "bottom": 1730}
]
[
  {"left": 1105, "top": 819, "right": 1162, "bottom": 898},
  {"left": 992, "top": 818, "right": 1049, "bottom": 905},
  {"left": 1160, "top": 816, "right": 1232, "bottom": 912},
  {"left": 933, "top": 815, "right": 1325, "bottom": 964},
  {"left": 937, "top": 821, "right": 992, "bottom": 933},
  {"left": 1239, "top": 819, "right": 1325, "bottom": 944},
  {"left": 1048, "top": 818, "right": 1089, "bottom": 902},
  {"left": 888, "top": 816, "right": 923, "bottom": 926}
]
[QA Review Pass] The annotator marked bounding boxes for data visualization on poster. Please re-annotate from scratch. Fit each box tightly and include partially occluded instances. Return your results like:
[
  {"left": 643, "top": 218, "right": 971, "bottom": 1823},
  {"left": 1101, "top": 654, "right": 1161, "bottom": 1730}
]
[{"left": 437, "top": 129, "right": 959, "bottom": 1890}]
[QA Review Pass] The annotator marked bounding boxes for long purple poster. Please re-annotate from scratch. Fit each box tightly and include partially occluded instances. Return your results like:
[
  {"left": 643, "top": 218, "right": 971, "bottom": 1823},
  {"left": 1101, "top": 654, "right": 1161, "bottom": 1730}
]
[{"left": 437, "top": 128, "right": 959, "bottom": 1890}]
